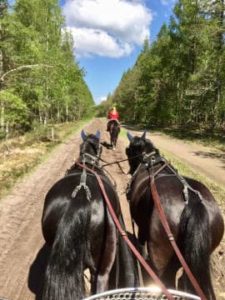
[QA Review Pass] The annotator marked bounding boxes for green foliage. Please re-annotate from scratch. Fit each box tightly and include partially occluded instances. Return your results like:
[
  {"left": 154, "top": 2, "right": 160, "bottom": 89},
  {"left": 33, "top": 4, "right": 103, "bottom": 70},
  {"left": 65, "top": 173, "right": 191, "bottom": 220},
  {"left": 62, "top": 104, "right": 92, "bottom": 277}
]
[
  {"left": 109, "top": 0, "right": 225, "bottom": 131},
  {"left": 0, "top": 0, "right": 94, "bottom": 137},
  {"left": 0, "top": 90, "right": 29, "bottom": 129}
]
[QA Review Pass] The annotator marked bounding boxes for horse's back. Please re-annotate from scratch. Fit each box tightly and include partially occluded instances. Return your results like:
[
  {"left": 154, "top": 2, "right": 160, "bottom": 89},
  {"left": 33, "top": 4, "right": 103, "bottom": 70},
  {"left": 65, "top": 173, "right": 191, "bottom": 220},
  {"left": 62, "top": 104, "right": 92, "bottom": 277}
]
[
  {"left": 42, "top": 172, "right": 121, "bottom": 245},
  {"left": 153, "top": 175, "right": 224, "bottom": 247},
  {"left": 130, "top": 171, "right": 185, "bottom": 226},
  {"left": 42, "top": 175, "right": 77, "bottom": 244}
]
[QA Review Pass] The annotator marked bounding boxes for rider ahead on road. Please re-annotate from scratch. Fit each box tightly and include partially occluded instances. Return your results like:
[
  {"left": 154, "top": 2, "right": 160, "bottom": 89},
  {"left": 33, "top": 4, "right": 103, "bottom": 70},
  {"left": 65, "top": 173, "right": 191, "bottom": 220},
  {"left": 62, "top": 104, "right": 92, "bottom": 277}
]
[{"left": 107, "top": 106, "right": 120, "bottom": 131}]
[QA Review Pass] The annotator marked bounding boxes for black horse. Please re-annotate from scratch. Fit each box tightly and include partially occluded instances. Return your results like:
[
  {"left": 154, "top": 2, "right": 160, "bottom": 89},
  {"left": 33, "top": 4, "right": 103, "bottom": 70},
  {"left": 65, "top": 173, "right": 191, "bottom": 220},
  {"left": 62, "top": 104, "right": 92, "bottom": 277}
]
[
  {"left": 41, "top": 130, "right": 139, "bottom": 300},
  {"left": 108, "top": 120, "right": 120, "bottom": 150},
  {"left": 125, "top": 131, "right": 224, "bottom": 300}
]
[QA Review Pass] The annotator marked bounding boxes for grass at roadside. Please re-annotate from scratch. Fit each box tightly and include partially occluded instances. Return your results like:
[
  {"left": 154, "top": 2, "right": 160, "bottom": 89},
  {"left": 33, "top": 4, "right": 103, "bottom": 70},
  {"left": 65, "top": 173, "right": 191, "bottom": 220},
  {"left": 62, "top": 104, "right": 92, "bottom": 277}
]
[
  {"left": 161, "top": 149, "right": 225, "bottom": 209},
  {"left": 158, "top": 128, "right": 225, "bottom": 152},
  {"left": 0, "top": 119, "right": 92, "bottom": 198}
]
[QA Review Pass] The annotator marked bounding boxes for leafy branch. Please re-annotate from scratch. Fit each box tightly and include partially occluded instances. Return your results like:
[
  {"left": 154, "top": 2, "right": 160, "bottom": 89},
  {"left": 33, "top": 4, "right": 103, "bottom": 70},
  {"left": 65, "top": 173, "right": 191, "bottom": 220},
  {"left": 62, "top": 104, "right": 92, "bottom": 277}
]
[{"left": 0, "top": 64, "right": 53, "bottom": 83}]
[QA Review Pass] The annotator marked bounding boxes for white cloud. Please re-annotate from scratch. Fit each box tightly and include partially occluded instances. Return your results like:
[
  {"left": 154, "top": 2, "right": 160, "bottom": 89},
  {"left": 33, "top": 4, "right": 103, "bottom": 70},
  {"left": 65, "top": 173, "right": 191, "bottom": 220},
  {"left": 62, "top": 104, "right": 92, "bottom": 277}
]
[
  {"left": 62, "top": 0, "right": 152, "bottom": 58},
  {"left": 68, "top": 27, "right": 133, "bottom": 58},
  {"left": 97, "top": 96, "right": 107, "bottom": 103}
]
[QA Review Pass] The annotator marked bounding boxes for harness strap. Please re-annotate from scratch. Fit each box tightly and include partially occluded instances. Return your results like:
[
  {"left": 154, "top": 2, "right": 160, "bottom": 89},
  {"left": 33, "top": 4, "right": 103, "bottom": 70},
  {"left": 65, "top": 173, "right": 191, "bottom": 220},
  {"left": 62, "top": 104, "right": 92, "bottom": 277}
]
[
  {"left": 71, "top": 165, "right": 92, "bottom": 201},
  {"left": 81, "top": 152, "right": 100, "bottom": 166},
  {"left": 150, "top": 173, "right": 207, "bottom": 300},
  {"left": 100, "top": 154, "right": 144, "bottom": 175},
  {"left": 76, "top": 161, "right": 175, "bottom": 300},
  {"left": 100, "top": 154, "right": 142, "bottom": 168}
]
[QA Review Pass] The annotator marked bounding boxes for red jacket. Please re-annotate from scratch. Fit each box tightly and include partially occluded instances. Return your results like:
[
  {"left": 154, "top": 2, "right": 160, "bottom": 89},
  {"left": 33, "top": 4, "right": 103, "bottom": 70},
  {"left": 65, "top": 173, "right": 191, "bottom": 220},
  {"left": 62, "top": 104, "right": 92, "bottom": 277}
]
[{"left": 108, "top": 111, "right": 119, "bottom": 120}]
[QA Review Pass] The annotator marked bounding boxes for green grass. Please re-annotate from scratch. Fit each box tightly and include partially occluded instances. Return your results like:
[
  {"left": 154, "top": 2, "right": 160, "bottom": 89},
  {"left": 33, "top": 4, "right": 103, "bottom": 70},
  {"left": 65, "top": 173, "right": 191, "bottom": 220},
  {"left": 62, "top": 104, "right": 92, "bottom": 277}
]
[
  {"left": 161, "top": 149, "right": 225, "bottom": 208},
  {"left": 124, "top": 122, "right": 225, "bottom": 151},
  {"left": 158, "top": 127, "right": 225, "bottom": 152},
  {"left": 120, "top": 127, "right": 127, "bottom": 138},
  {"left": 0, "top": 118, "right": 92, "bottom": 198}
]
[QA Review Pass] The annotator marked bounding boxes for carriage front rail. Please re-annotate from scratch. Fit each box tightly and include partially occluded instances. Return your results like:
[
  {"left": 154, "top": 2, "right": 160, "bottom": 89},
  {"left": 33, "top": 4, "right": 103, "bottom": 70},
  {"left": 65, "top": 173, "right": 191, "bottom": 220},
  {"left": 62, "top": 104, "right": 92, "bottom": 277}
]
[{"left": 84, "top": 287, "right": 201, "bottom": 300}]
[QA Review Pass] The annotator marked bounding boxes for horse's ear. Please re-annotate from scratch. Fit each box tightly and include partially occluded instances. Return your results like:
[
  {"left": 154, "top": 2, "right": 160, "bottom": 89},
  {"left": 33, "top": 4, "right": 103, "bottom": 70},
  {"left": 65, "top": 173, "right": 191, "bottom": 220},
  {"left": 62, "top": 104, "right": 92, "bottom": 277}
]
[
  {"left": 95, "top": 130, "right": 100, "bottom": 140},
  {"left": 141, "top": 130, "right": 147, "bottom": 140},
  {"left": 127, "top": 131, "right": 133, "bottom": 142},
  {"left": 81, "top": 129, "right": 87, "bottom": 141}
]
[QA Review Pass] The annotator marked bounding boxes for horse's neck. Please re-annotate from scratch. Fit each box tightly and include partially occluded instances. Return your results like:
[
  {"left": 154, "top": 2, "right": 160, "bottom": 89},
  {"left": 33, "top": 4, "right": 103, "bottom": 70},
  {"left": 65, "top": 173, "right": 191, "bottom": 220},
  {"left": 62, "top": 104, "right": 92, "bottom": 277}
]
[
  {"left": 128, "top": 165, "right": 149, "bottom": 204},
  {"left": 66, "top": 160, "right": 105, "bottom": 179},
  {"left": 66, "top": 152, "right": 98, "bottom": 174},
  {"left": 131, "top": 156, "right": 167, "bottom": 184},
  {"left": 66, "top": 163, "right": 80, "bottom": 175},
  {"left": 128, "top": 159, "right": 170, "bottom": 204},
  {"left": 132, "top": 164, "right": 148, "bottom": 182}
]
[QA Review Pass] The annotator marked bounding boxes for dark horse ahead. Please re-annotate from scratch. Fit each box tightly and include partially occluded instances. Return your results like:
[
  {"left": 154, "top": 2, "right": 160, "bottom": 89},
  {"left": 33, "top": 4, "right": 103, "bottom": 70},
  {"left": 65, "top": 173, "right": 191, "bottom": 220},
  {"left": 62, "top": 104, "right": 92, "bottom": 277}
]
[
  {"left": 108, "top": 120, "right": 120, "bottom": 150},
  {"left": 41, "top": 130, "right": 139, "bottom": 300},
  {"left": 125, "top": 131, "right": 224, "bottom": 300}
]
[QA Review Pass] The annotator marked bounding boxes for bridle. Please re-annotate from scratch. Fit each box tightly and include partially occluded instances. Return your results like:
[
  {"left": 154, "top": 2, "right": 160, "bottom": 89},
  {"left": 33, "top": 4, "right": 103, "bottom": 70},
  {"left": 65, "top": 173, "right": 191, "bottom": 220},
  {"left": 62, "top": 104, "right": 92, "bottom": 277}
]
[
  {"left": 80, "top": 138, "right": 103, "bottom": 166},
  {"left": 71, "top": 147, "right": 175, "bottom": 299},
  {"left": 71, "top": 142, "right": 206, "bottom": 299},
  {"left": 75, "top": 160, "right": 176, "bottom": 300}
]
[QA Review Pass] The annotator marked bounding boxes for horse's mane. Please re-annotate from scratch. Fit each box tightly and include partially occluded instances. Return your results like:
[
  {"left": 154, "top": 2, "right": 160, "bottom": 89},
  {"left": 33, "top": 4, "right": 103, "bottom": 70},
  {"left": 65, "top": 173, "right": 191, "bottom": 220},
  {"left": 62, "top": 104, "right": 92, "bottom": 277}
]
[
  {"left": 130, "top": 136, "right": 160, "bottom": 155},
  {"left": 145, "top": 138, "right": 160, "bottom": 156}
]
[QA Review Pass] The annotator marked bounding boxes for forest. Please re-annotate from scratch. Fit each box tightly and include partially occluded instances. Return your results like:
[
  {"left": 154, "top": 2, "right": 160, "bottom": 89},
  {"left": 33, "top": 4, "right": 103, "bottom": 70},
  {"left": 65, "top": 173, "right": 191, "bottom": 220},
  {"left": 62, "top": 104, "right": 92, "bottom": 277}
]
[
  {"left": 100, "top": 0, "right": 225, "bottom": 132},
  {"left": 2, "top": 0, "right": 225, "bottom": 136},
  {"left": 0, "top": 0, "right": 94, "bottom": 138}
]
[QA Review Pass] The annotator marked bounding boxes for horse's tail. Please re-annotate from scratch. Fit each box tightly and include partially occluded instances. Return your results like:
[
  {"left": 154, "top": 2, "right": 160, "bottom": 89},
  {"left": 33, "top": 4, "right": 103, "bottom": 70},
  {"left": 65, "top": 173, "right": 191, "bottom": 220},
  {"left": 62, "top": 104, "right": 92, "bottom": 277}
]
[
  {"left": 179, "top": 191, "right": 215, "bottom": 300},
  {"left": 42, "top": 189, "right": 91, "bottom": 300},
  {"left": 117, "top": 215, "right": 139, "bottom": 287},
  {"left": 109, "top": 216, "right": 139, "bottom": 289}
]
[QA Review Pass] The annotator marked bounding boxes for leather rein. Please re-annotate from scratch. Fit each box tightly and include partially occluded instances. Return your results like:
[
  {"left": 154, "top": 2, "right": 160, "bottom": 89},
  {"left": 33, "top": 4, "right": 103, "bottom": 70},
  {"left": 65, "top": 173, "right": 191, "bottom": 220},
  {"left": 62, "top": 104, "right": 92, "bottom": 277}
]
[
  {"left": 75, "top": 160, "right": 175, "bottom": 300},
  {"left": 144, "top": 154, "right": 207, "bottom": 300},
  {"left": 74, "top": 151, "right": 206, "bottom": 299}
]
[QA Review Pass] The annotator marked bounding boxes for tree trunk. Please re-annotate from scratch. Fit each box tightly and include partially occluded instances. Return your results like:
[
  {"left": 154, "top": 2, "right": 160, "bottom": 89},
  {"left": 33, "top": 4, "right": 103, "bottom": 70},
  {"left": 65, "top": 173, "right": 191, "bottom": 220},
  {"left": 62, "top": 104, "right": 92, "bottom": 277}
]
[
  {"left": 66, "top": 103, "right": 69, "bottom": 122},
  {"left": 0, "top": 100, "right": 5, "bottom": 129}
]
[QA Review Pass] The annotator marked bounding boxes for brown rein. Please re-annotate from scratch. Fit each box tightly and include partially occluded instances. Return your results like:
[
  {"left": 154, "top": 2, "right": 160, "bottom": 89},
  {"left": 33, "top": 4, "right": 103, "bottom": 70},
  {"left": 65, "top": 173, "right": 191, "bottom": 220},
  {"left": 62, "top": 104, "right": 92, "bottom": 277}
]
[
  {"left": 99, "top": 154, "right": 142, "bottom": 175},
  {"left": 75, "top": 161, "right": 175, "bottom": 300},
  {"left": 150, "top": 161, "right": 207, "bottom": 300}
]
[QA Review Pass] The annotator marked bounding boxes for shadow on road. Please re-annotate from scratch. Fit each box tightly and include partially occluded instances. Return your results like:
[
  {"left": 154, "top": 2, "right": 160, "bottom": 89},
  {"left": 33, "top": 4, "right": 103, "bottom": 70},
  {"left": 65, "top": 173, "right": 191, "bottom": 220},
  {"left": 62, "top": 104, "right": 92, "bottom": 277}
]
[
  {"left": 101, "top": 141, "right": 113, "bottom": 149},
  {"left": 28, "top": 244, "right": 50, "bottom": 300},
  {"left": 194, "top": 150, "right": 225, "bottom": 167},
  {"left": 122, "top": 124, "right": 146, "bottom": 133}
]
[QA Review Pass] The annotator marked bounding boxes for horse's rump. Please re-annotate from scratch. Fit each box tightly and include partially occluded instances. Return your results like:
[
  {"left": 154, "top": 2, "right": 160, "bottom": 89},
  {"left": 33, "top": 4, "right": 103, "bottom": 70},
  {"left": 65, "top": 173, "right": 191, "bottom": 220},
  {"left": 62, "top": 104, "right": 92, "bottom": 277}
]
[
  {"left": 42, "top": 172, "right": 120, "bottom": 244},
  {"left": 42, "top": 164, "right": 139, "bottom": 299},
  {"left": 108, "top": 120, "right": 120, "bottom": 149}
]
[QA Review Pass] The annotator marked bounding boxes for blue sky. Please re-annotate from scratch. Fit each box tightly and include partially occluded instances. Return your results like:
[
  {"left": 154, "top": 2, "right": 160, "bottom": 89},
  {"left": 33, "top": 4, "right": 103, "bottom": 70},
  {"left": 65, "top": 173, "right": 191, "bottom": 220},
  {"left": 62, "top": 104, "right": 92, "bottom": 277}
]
[{"left": 61, "top": 0, "right": 177, "bottom": 104}]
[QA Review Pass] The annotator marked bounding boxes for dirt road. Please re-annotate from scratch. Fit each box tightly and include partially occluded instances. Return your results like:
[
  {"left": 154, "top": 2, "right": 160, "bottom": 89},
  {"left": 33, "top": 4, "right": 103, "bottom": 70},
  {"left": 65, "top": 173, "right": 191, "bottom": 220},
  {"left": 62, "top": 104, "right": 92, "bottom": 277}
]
[
  {"left": 148, "top": 132, "right": 225, "bottom": 187},
  {"left": 0, "top": 118, "right": 224, "bottom": 300}
]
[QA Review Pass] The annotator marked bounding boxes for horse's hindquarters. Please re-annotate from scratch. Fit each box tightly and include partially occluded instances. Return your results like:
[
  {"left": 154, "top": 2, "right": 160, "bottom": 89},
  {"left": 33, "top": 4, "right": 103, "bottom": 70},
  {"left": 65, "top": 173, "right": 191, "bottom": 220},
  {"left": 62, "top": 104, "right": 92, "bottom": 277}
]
[{"left": 109, "top": 121, "right": 120, "bottom": 148}]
